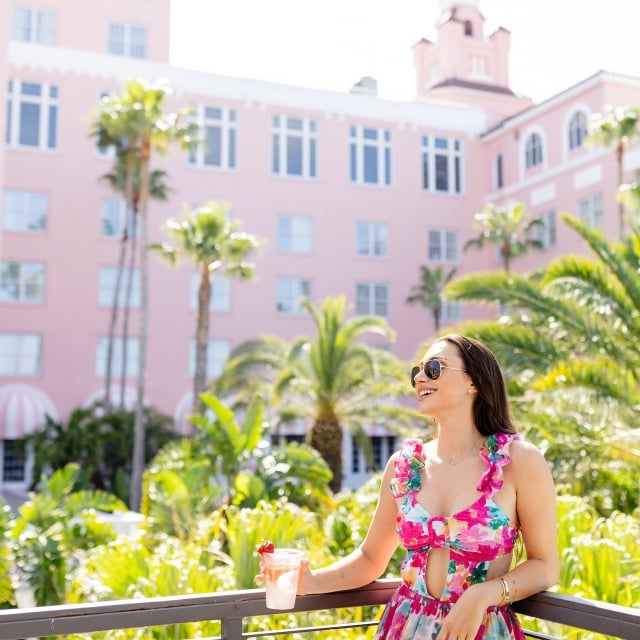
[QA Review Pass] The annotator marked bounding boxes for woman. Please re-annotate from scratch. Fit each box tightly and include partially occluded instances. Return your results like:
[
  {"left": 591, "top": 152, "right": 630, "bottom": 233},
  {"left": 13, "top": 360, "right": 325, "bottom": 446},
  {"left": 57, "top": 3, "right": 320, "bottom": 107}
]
[{"left": 295, "top": 333, "right": 559, "bottom": 639}]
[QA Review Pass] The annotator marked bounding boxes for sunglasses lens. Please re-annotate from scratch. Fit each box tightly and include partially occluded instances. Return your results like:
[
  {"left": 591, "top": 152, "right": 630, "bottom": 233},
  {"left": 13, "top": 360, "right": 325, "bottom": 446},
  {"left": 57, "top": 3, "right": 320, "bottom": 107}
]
[
  {"left": 425, "top": 360, "right": 442, "bottom": 380},
  {"left": 410, "top": 366, "right": 420, "bottom": 387}
]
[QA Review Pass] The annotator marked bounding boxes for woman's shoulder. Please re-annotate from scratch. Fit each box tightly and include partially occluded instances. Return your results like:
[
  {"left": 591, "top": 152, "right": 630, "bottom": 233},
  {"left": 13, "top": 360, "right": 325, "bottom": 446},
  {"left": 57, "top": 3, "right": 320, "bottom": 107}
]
[{"left": 507, "top": 436, "right": 553, "bottom": 478}]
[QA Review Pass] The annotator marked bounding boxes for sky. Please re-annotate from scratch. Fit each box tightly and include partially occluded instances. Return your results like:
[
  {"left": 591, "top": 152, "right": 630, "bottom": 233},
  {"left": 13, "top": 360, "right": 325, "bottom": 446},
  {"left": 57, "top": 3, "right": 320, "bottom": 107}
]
[{"left": 169, "top": 0, "right": 640, "bottom": 105}]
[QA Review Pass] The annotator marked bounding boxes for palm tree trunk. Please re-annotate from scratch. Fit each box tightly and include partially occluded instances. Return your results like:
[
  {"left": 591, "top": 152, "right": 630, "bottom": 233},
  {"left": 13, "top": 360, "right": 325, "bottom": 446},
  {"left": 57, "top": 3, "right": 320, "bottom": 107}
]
[
  {"left": 194, "top": 266, "right": 212, "bottom": 413},
  {"left": 309, "top": 417, "right": 343, "bottom": 493},
  {"left": 131, "top": 143, "right": 150, "bottom": 512},
  {"left": 120, "top": 204, "right": 138, "bottom": 408},
  {"left": 104, "top": 232, "right": 126, "bottom": 409},
  {"left": 617, "top": 142, "right": 625, "bottom": 239}
]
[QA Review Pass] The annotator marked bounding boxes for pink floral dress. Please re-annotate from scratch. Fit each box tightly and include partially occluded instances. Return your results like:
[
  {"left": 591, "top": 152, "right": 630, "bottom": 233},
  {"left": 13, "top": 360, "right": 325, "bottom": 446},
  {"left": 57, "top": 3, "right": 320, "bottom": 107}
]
[{"left": 375, "top": 433, "right": 524, "bottom": 640}]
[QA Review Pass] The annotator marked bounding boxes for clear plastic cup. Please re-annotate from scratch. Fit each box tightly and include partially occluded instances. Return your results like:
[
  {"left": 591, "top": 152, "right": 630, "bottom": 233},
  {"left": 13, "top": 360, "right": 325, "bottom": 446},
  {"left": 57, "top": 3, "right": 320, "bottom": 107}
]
[{"left": 261, "top": 548, "right": 304, "bottom": 609}]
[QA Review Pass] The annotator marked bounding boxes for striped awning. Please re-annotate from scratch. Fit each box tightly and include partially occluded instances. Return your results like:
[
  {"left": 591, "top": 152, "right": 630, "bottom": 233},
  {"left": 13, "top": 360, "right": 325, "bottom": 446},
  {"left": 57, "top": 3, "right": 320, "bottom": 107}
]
[{"left": 0, "top": 384, "right": 59, "bottom": 439}]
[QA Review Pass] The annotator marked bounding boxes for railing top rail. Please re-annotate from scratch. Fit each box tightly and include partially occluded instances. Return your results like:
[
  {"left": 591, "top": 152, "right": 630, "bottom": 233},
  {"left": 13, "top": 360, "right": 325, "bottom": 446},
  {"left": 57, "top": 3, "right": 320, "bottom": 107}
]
[{"left": 0, "top": 580, "right": 637, "bottom": 640}]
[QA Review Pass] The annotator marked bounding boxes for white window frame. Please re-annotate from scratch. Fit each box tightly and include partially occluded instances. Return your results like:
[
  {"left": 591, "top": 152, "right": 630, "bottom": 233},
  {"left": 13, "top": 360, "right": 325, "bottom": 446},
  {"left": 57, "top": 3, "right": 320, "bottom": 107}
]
[
  {"left": 6, "top": 80, "right": 58, "bottom": 150},
  {"left": 356, "top": 221, "right": 389, "bottom": 257},
  {"left": 98, "top": 266, "right": 140, "bottom": 308},
  {"left": 349, "top": 125, "right": 392, "bottom": 186},
  {"left": 535, "top": 210, "right": 557, "bottom": 248},
  {"left": 3, "top": 190, "right": 48, "bottom": 232},
  {"left": 108, "top": 22, "right": 147, "bottom": 58},
  {"left": 0, "top": 261, "right": 45, "bottom": 303},
  {"left": 96, "top": 337, "right": 140, "bottom": 378},
  {"left": 189, "top": 339, "right": 230, "bottom": 380},
  {"left": 579, "top": 193, "right": 604, "bottom": 229},
  {"left": 272, "top": 115, "right": 317, "bottom": 179},
  {"left": 2, "top": 439, "right": 29, "bottom": 484},
  {"left": 421, "top": 135, "right": 463, "bottom": 194},
  {"left": 428, "top": 229, "right": 459, "bottom": 263},
  {"left": 355, "top": 282, "right": 389, "bottom": 317},
  {"left": 11, "top": 7, "right": 55, "bottom": 44},
  {"left": 277, "top": 215, "right": 313, "bottom": 253},
  {"left": 276, "top": 277, "right": 311, "bottom": 314},
  {"left": 100, "top": 198, "right": 134, "bottom": 238},
  {"left": 0, "top": 333, "right": 42, "bottom": 376},
  {"left": 525, "top": 132, "right": 544, "bottom": 169},
  {"left": 190, "top": 273, "right": 231, "bottom": 312},
  {"left": 441, "top": 300, "right": 462, "bottom": 324},
  {"left": 188, "top": 104, "right": 237, "bottom": 170},
  {"left": 568, "top": 111, "right": 588, "bottom": 151}
]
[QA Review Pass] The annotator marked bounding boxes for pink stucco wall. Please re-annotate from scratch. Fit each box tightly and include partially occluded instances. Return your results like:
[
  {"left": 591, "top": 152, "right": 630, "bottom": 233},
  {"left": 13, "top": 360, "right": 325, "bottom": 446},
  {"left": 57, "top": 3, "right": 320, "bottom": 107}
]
[{"left": 1, "top": 0, "right": 640, "bottom": 488}]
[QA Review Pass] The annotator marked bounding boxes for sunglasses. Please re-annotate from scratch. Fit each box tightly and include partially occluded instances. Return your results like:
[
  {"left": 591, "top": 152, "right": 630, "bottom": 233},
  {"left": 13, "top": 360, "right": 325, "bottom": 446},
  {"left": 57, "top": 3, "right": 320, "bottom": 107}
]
[{"left": 410, "top": 359, "right": 467, "bottom": 387}]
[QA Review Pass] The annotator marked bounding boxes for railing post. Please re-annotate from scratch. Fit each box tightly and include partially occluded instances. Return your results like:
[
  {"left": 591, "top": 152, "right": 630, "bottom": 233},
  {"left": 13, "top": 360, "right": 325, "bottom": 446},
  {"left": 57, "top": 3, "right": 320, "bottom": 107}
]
[{"left": 220, "top": 616, "right": 243, "bottom": 639}]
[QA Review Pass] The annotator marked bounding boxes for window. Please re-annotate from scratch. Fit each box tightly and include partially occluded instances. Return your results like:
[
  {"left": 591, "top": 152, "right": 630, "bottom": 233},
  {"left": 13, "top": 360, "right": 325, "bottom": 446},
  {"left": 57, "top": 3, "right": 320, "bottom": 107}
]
[
  {"left": 3, "top": 440, "right": 27, "bottom": 483},
  {"left": 188, "top": 105, "right": 237, "bottom": 170},
  {"left": 568, "top": 111, "right": 587, "bottom": 151},
  {"left": 0, "top": 261, "right": 45, "bottom": 302},
  {"left": 6, "top": 80, "right": 58, "bottom": 150},
  {"left": 421, "top": 136, "right": 462, "bottom": 194},
  {"left": 495, "top": 154, "right": 504, "bottom": 189},
  {"left": 98, "top": 266, "right": 140, "bottom": 307},
  {"left": 350, "top": 126, "right": 392, "bottom": 186},
  {"left": 189, "top": 339, "right": 230, "bottom": 379},
  {"left": 277, "top": 215, "right": 313, "bottom": 253},
  {"left": 579, "top": 194, "right": 603, "bottom": 228},
  {"left": 428, "top": 229, "right": 459, "bottom": 262},
  {"left": 3, "top": 190, "right": 48, "bottom": 231},
  {"left": 190, "top": 273, "right": 231, "bottom": 312},
  {"left": 356, "top": 222, "right": 388, "bottom": 257},
  {"left": 535, "top": 211, "right": 557, "bottom": 248},
  {"left": 96, "top": 337, "right": 139, "bottom": 377},
  {"left": 272, "top": 116, "right": 317, "bottom": 178},
  {"left": 0, "top": 334, "right": 42, "bottom": 375},
  {"left": 108, "top": 23, "right": 147, "bottom": 58},
  {"left": 276, "top": 277, "right": 311, "bottom": 314},
  {"left": 441, "top": 301, "right": 462, "bottom": 324},
  {"left": 525, "top": 132, "right": 543, "bottom": 169},
  {"left": 351, "top": 435, "right": 396, "bottom": 473},
  {"left": 100, "top": 198, "right": 135, "bottom": 238},
  {"left": 355, "top": 283, "right": 389, "bottom": 317},
  {"left": 11, "top": 7, "right": 55, "bottom": 44}
]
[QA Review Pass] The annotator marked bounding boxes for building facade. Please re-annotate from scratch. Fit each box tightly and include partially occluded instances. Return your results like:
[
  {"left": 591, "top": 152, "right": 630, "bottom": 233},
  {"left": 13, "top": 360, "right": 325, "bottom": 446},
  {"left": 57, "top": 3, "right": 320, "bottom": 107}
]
[{"left": 1, "top": 0, "right": 639, "bottom": 489}]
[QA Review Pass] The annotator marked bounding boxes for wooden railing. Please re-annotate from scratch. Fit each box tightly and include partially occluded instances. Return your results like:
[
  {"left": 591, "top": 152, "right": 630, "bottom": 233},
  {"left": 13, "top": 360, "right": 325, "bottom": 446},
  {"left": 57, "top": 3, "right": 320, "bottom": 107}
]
[{"left": 0, "top": 580, "right": 638, "bottom": 639}]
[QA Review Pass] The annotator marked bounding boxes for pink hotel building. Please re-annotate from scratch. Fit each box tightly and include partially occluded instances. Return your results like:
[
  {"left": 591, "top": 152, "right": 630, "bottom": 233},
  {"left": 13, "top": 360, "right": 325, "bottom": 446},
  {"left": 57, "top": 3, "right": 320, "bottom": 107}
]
[{"left": 1, "top": 0, "right": 639, "bottom": 490}]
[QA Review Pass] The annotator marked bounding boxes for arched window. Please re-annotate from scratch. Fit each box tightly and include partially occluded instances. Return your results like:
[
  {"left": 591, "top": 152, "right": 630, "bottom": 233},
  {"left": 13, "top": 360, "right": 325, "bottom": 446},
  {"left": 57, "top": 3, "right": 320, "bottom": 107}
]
[
  {"left": 568, "top": 111, "right": 587, "bottom": 150},
  {"left": 464, "top": 20, "right": 473, "bottom": 36},
  {"left": 525, "top": 132, "right": 543, "bottom": 169}
]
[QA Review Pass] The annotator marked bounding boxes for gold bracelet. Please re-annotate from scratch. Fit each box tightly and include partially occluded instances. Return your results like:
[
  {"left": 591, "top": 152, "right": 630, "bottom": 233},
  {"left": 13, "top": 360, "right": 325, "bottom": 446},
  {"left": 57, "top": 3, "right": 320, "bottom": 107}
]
[{"left": 497, "top": 575, "right": 511, "bottom": 606}]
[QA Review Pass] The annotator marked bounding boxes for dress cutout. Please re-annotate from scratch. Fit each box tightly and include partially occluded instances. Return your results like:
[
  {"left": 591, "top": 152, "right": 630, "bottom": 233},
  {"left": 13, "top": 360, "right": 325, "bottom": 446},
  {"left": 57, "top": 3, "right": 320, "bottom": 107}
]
[{"left": 375, "top": 433, "right": 525, "bottom": 640}]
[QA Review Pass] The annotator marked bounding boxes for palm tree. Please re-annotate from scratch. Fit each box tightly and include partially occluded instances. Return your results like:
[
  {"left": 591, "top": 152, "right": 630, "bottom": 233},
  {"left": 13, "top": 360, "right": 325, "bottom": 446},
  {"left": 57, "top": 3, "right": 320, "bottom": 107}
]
[
  {"left": 214, "top": 295, "right": 419, "bottom": 492},
  {"left": 587, "top": 105, "right": 640, "bottom": 239},
  {"left": 99, "top": 153, "right": 172, "bottom": 408},
  {"left": 445, "top": 212, "right": 640, "bottom": 510},
  {"left": 464, "top": 201, "right": 544, "bottom": 273},
  {"left": 406, "top": 264, "right": 457, "bottom": 333},
  {"left": 91, "top": 78, "right": 198, "bottom": 511},
  {"left": 151, "top": 202, "right": 261, "bottom": 412}
]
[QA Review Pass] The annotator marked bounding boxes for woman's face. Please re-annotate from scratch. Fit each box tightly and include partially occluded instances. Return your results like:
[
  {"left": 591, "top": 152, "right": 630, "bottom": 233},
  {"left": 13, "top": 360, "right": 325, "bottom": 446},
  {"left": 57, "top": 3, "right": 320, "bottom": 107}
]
[{"left": 413, "top": 340, "right": 473, "bottom": 416}]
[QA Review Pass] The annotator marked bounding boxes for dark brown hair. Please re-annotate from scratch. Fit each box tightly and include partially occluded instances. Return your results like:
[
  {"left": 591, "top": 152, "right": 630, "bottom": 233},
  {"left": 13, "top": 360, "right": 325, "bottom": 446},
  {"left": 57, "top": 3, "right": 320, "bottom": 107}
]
[{"left": 436, "top": 333, "right": 516, "bottom": 436}]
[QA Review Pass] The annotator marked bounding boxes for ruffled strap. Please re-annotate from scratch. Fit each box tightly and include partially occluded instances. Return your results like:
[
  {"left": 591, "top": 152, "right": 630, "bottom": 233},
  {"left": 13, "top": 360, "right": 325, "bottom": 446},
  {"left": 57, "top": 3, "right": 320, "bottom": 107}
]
[
  {"left": 389, "top": 438, "right": 425, "bottom": 498},
  {"left": 477, "top": 432, "right": 519, "bottom": 495}
]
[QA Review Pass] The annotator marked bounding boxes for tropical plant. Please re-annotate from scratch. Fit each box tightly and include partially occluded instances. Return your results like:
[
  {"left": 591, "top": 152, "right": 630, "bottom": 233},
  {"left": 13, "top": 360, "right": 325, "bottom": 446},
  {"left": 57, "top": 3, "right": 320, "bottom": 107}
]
[
  {"left": 587, "top": 105, "right": 640, "bottom": 238},
  {"left": 23, "top": 403, "right": 177, "bottom": 505},
  {"left": 464, "top": 201, "right": 544, "bottom": 273},
  {"left": 151, "top": 202, "right": 261, "bottom": 412},
  {"left": 100, "top": 155, "right": 172, "bottom": 408},
  {"left": 91, "top": 77, "right": 198, "bottom": 511},
  {"left": 444, "top": 212, "right": 640, "bottom": 512},
  {"left": 8, "top": 463, "right": 126, "bottom": 606},
  {"left": 406, "top": 264, "right": 457, "bottom": 333},
  {"left": 213, "top": 295, "right": 421, "bottom": 492}
]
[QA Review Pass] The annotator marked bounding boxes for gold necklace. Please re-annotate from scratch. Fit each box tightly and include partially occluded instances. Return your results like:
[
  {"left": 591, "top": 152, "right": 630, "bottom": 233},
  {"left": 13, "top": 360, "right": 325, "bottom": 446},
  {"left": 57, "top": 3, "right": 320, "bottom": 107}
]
[{"left": 437, "top": 440, "right": 482, "bottom": 466}]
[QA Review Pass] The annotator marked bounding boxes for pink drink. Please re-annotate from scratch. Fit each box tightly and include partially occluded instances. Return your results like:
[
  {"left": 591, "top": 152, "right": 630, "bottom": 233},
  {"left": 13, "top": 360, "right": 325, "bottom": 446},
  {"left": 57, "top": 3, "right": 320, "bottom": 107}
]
[{"left": 261, "top": 548, "right": 304, "bottom": 609}]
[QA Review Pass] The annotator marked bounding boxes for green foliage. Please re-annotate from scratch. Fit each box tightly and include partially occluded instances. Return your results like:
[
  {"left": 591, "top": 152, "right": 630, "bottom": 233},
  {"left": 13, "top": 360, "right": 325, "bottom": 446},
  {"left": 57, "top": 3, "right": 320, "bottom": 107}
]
[{"left": 406, "top": 264, "right": 458, "bottom": 333}]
